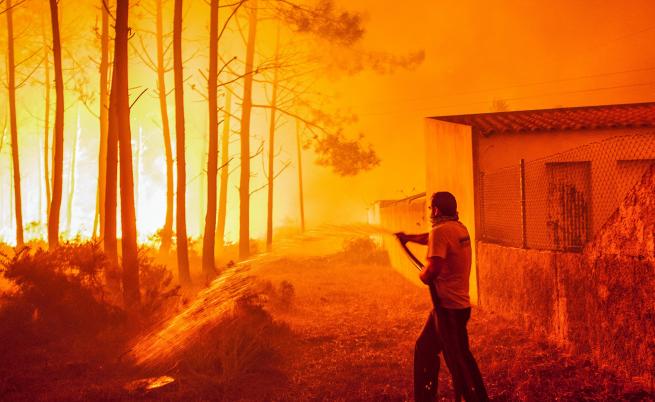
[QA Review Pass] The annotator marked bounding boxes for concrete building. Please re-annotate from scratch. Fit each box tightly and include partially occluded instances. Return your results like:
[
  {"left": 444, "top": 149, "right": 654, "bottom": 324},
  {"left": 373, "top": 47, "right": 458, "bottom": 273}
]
[{"left": 372, "top": 101, "right": 655, "bottom": 383}]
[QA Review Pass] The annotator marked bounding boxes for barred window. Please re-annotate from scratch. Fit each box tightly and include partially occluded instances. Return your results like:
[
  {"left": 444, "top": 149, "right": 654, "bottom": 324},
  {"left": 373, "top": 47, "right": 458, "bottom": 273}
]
[{"left": 545, "top": 162, "right": 591, "bottom": 252}]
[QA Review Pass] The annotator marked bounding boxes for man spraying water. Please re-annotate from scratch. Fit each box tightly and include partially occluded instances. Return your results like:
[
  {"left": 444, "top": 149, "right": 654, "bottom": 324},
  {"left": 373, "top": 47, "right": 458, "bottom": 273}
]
[{"left": 396, "top": 191, "right": 488, "bottom": 402}]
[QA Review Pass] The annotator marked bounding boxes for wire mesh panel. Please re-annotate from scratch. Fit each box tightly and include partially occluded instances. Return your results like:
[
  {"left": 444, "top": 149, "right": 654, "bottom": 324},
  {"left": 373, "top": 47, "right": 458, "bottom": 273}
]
[
  {"left": 480, "top": 130, "right": 655, "bottom": 251},
  {"left": 479, "top": 166, "right": 522, "bottom": 247}
]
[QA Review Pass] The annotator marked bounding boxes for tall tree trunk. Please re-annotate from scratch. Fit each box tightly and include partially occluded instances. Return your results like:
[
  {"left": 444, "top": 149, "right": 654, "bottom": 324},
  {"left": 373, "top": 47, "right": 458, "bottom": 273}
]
[
  {"left": 296, "top": 119, "right": 305, "bottom": 232},
  {"left": 37, "top": 136, "right": 42, "bottom": 225},
  {"left": 42, "top": 13, "right": 51, "bottom": 221},
  {"left": 202, "top": 0, "right": 219, "bottom": 278},
  {"left": 104, "top": 5, "right": 119, "bottom": 264},
  {"left": 104, "top": 111, "right": 118, "bottom": 262},
  {"left": 135, "top": 126, "right": 142, "bottom": 220},
  {"left": 239, "top": 0, "right": 257, "bottom": 259},
  {"left": 48, "top": 0, "right": 65, "bottom": 249},
  {"left": 199, "top": 119, "right": 207, "bottom": 233},
  {"left": 66, "top": 111, "right": 80, "bottom": 236},
  {"left": 156, "top": 0, "right": 174, "bottom": 256},
  {"left": 6, "top": 0, "right": 24, "bottom": 247},
  {"left": 112, "top": 0, "right": 140, "bottom": 305},
  {"left": 174, "top": 0, "right": 191, "bottom": 284},
  {"left": 9, "top": 159, "right": 14, "bottom": 234},
  {"left": 265, "top": 28, "right": 280, "bottom": 251},
  {"left": 94, "top": 2, "right": 110, "bottom": 239},
  {"left": 216, "top": 90, "right": 230, "bottom": 252}
]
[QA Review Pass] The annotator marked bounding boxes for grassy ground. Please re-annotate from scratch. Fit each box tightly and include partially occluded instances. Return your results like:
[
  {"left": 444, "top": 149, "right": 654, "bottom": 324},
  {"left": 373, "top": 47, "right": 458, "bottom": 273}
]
[{"left": 1, "top": 249, "right": 654, "bottom": 401}]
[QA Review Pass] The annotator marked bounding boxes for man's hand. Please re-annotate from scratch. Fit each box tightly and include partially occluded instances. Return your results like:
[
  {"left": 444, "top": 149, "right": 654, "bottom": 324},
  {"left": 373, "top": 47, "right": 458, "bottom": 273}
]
[
  {"left": 419, "top": 268, "right": 432, "bottom": 284},
  {"left": 395, "top": 232, "right": 429, "bottom": 246},
  {"left": 420, "top": 256, "right": 445, "bottom": 284}
]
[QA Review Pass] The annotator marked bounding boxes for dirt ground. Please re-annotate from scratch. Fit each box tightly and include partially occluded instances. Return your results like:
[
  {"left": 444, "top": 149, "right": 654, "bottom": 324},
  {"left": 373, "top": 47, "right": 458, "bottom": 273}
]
[{"left": 2, "top": 251, "right": 654, "bottom": 401}]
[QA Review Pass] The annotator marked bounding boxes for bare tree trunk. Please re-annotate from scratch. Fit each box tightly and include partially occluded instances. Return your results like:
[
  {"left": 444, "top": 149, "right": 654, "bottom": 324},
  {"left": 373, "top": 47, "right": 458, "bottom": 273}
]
[
  {"left": 9, "top": 159, "right": 14, "bottom": 234},
  {"left": 216, "top": 90, "right": 230, "bottom": 252},
  {"left": 94, "top": 2, "right": 110, "bottom": 239},
  {"left": 37, "top": 136, "right": 42, "bottom": 226},
  {"left": 239, "top": 0, "right": 257, "bottom": 259},
  {"left": 202, "top": 0, "right": 219, "bottom": 278},
  {"left": 6, "top": 0, "right": 24, "bottom": 247},
  {"left": 42, "top": 13, "right": 52, "bottom": 221},
  {"left": 48, "top": 0, "right": 64, "bottom": 249},
  {"left": 66, "top": 111, "right": 80, "bottom": 236},
  {"left": 174, "top": 0, "right": 191, "bottom": 284},
  {"left": 135, "top": 126, "right": 142, "bottom": 220},
  {"left": 104, "top": 106, "right": 118, "bottom": 263},
  {"left": 112, "top": 0, "right": 140, "bottom": 306},
  {"left": 296, "top": 119, "right": 305, "bottom": 232},
  {"left": 265, "top": 28, "right": 280, "bottom": 251},
  {"left": 199, "top": 120, "right": 207, "bottom": 234},
  {"left": 156, "top": 0, "right": 174, "bottom": 256}
]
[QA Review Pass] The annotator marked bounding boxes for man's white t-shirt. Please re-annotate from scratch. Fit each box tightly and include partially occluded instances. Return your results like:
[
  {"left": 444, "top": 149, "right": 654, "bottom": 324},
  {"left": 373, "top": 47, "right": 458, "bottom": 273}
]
[{"left": 427, "top": 220, "right": 472, "bottom": 309}]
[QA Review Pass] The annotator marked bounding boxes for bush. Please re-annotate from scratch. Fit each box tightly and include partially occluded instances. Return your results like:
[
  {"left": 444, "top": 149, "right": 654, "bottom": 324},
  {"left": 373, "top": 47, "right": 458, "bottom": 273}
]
[
  {"left": 137, "top": 247, "right": 180, "bottom": 322},
  {"left": 251, "top": 278, "right": 295, "bottom": 312},
  {"left": 0, "top": 242, "right": 181, "bottom": 346},
  {"left": 0, "top": 241, "right": 124, "bottom": 340},
  {"left": 180, "top": 295, "right": 294, "bottom": 396},
  {"left": 341, "top": 236, "right": 389, "bottom": 265}
]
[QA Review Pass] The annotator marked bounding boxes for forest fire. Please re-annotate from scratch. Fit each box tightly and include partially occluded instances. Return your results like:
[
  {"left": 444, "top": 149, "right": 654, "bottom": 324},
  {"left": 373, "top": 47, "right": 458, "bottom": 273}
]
[
  {"left": 129, "top": 224, "right": 392, "bottom": 367},
  {"left": 2, "top": 0, "right": 655, "bottom": 401}
]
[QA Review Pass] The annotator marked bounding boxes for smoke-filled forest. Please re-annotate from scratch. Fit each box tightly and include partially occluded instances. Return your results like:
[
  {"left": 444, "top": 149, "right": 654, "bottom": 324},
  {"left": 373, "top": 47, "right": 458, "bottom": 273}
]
[{"left": 2, "top": 0, "right": 655, "bottom": 401}]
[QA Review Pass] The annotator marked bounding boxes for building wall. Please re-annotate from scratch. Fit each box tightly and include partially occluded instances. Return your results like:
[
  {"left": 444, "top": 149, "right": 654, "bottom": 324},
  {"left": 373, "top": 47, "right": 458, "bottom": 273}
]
[
  {"left": 425, "top": 118, "right": 478, "bottom": 304},
  {"left": 477, "top": 128, "right": 629, "bottom": 172},
  {"left": 478, "top": 128, "right": 655, "bottom": 248},
  {"left": 372, "top": 195, "right": 427, "bottom": 288},
  {"left": 478, "top": 163, "right": 655, "bottom": 383}
]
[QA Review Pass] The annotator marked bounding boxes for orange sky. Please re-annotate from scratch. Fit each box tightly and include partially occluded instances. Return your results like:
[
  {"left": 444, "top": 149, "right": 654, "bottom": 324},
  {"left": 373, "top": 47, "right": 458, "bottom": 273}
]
[
  {"left": 1, "top": 0, "right": 655, "bottom": 244},
  {"left": 313, "top": 0, "right": 655, "bottom": 224}
]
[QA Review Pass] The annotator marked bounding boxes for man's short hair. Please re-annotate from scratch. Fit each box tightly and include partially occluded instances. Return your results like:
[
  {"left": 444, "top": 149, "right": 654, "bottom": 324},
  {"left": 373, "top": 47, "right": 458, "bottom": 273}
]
[{"left": 431, "top": 191, "right": 457, "bottom": 216}]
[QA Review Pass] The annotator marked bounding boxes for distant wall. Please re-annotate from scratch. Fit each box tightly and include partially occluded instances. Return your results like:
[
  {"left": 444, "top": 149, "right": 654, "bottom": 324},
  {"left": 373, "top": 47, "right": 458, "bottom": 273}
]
[
  {"left": 425, "top": 118, "right": 478, "bottom": 304},
  {"left": 478, "top": 163, "right": 655, "bottom": 383},
  {"left": 372, "top": 195, "right": 427, "bottom": 288}
]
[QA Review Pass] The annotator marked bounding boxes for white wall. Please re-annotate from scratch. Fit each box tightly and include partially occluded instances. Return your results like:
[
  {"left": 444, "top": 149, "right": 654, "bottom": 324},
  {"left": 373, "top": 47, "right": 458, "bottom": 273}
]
[{"left": 424, "top": 119, "right": 478, "bottom": 304}]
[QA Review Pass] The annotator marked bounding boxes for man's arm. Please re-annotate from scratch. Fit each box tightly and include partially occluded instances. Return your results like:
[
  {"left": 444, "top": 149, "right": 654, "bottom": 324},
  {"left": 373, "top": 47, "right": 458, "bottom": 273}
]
[
  {"left": 395, "top": 232, "right": 429, "bottom": 245},
  {"left": 420, "top": 256, "right": 446, "bottom": 284}
]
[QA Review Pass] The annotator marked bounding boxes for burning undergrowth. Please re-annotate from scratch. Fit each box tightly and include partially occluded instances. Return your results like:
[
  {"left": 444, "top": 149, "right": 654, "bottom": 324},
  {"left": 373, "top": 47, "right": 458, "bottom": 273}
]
[
  {"left": 128, "top": 262, "right": 296, "bottom": 366},
  {"left": 127, "top": 263, "right": 298, "bottom": 399},
  {"left": 176, "top": 294, "right": 295, "bottom": 398},
  {"left": 0, "top": 241, "right": 180, "bottom": 352}
]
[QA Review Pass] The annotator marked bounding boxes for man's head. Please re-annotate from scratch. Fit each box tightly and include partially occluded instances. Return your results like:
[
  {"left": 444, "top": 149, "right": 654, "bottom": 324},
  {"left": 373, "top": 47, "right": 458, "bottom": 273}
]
[{"left": 430, "top": 191, "right": 458, "bottom": 221}]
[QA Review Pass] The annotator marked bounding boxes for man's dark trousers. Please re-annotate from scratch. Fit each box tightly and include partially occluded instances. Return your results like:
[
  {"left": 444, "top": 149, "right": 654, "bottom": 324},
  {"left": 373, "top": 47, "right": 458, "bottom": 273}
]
[{"left": 414, "top": 307, "right": 489, "bottom": 402}]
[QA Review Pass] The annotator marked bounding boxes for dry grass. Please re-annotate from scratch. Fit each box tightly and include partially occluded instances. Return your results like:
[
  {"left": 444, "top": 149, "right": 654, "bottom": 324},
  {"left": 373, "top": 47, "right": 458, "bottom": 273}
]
[{"left": 1, "top": 239, "right": 653, "bottom": 401}]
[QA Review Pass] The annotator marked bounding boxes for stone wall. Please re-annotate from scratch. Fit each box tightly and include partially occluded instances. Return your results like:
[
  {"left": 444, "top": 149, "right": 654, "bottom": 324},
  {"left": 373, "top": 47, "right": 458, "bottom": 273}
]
[{"left": 478, "top": 164, "right": 655, "bottom": 383}]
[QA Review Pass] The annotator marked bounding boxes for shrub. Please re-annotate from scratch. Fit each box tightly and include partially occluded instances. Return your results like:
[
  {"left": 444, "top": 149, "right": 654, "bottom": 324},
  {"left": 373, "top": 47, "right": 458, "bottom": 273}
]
[
  {"left": 137, "top": 247, "right": 180, "bottom": 322},
  {"left": 341, "top": 236, "right": 389, "bottom": 265},
  {"left": 0, "top": 242, "right": 181, "bottom": 345},
  {"left": 0, "top": 241, "right": 124, "bottom": 340},
  {"left": 180, "top": 295, "right": 294, "bottom": 395},
  {"left": 250, "top": 278, "right": 296, "bottom": 312}
]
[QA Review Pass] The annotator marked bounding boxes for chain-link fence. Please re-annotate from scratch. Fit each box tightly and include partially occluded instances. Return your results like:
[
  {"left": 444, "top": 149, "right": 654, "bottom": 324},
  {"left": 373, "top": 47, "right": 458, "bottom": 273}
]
[{"left": 480, "top": 131, "right": 655, "bottom": 251}]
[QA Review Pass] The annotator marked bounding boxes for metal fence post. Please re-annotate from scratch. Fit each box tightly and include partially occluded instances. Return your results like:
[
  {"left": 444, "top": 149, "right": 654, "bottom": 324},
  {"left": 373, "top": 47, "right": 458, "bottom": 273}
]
[{"left": 520, "top": 159, "right": 527, "bottom": 248}]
